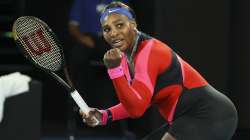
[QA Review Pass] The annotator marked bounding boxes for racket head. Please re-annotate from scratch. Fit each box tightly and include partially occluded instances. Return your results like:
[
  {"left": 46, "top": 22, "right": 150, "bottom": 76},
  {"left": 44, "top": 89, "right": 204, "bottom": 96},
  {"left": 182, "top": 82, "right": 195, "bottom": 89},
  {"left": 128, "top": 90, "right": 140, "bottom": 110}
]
[{"left": 12, "top": 16, "right": 64, "bottom": 72}]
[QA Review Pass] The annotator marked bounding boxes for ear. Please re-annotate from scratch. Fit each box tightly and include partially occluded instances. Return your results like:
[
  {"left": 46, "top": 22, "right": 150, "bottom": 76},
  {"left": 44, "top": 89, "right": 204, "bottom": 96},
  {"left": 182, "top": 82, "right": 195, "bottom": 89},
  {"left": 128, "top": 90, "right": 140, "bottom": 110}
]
[{"left": 130, "top": 20, "right": 137, "bottom": 30}]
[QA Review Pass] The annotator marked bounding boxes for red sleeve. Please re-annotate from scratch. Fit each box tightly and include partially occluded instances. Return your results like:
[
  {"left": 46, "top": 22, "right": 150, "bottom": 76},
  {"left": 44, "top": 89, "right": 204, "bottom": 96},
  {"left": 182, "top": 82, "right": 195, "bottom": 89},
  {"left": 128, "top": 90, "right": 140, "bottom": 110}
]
[
  {"left": 111, "top": 39, "right": 172, "bottom": 118},
  {"left": 108, "top": 103, "right": 130, "bottom": 121}
]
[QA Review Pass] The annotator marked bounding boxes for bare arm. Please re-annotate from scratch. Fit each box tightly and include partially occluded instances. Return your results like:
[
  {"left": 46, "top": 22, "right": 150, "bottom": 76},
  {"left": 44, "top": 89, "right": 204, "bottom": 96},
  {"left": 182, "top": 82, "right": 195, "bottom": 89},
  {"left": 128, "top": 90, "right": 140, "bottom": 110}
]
[{"left": 68, "top": 22, "right": 95, "bottom": 48}]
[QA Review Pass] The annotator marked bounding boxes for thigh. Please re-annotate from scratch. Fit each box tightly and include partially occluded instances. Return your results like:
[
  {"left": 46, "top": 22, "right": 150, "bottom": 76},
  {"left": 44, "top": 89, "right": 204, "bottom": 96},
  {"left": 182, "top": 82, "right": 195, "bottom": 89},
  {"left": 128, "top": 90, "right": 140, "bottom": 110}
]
[
  {"left": 168, "top": 116, "right": 212, "bottom": 140},
  {"left": 168, "top": 115, "right": 237, "bottom": 140},
  {"left": 172, "top": 86, "right": 238, "bottom": 140}
]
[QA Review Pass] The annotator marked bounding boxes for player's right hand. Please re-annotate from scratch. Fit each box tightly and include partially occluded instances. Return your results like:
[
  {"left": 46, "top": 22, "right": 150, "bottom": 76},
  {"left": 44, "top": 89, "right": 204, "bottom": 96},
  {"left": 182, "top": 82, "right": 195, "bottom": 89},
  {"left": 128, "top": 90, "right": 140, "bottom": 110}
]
[
  {"left": 103, "top": 48, "right": 122, "bottom": 68},
  {"left": 79, "top": 108, "right": 102, "bottom": 127}
]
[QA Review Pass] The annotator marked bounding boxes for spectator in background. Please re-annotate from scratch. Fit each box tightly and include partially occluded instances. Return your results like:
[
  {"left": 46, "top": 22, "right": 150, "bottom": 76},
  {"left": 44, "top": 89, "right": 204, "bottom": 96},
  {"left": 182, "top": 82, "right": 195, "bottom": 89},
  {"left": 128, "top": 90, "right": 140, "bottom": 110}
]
[{"left": 68, "top": 0, "right": 129, "bottom": 96}]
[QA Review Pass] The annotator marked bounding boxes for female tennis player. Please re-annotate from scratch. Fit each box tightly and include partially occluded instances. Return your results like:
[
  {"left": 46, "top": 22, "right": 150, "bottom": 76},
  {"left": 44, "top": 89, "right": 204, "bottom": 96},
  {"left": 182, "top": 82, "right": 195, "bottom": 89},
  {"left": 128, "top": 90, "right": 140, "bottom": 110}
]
[{"left": 80, "top": 2, "right": 238, "bottom": 140}]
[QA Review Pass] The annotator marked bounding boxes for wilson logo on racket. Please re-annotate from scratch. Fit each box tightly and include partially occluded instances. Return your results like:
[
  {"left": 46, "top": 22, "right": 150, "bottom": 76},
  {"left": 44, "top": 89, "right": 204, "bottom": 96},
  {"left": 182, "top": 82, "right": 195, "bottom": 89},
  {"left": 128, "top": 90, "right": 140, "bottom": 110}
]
[{"left": 21, "top": 28, "right": 51, "bottom": 55}]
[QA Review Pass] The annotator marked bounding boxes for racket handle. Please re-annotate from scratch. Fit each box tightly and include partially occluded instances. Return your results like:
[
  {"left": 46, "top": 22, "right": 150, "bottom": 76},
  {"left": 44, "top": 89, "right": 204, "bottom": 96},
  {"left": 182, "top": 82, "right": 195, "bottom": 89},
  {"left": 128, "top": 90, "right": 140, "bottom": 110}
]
[
  {"left": 71, "top": 90, "right": 90, "bottom": 113},
  {"left": 70, "top": 90, "right": 100, "bottom": 126}
]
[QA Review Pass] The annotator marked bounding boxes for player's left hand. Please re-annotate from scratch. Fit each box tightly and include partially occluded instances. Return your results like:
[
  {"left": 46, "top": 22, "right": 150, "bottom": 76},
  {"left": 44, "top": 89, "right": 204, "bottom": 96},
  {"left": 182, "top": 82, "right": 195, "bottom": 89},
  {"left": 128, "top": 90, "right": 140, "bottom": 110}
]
[
  {"left": 79, "top": 108, "right": 102, "bottom": 127},
  {"left": 103, "top": 48, "right": 122, "bottom": 68}
]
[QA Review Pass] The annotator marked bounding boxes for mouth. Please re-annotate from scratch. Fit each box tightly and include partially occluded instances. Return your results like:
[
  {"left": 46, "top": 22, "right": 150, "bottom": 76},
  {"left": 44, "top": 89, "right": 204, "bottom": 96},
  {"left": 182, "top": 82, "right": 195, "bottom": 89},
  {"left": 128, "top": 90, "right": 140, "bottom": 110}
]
[{"left": 111, "top": 39, "right": 124, "bottom": 48}]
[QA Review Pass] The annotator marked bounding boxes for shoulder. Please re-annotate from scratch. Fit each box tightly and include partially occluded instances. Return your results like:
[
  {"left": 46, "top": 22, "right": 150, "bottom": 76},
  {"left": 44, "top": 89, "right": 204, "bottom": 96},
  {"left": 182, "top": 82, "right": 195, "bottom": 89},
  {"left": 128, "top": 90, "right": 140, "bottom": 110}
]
[
  {"left": 135, "top": 38, "right": 173, "bottom": 72},
  {"left": 139, "top": 38, "right": 172, "bottom": 58}
]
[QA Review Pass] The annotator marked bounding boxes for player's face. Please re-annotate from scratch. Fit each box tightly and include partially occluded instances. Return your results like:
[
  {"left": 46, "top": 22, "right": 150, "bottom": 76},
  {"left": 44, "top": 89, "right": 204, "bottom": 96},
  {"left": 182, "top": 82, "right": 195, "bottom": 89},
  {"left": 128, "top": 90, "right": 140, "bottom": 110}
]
[{"left": 101, "top": 13, "right": 137, "bottom": 52}]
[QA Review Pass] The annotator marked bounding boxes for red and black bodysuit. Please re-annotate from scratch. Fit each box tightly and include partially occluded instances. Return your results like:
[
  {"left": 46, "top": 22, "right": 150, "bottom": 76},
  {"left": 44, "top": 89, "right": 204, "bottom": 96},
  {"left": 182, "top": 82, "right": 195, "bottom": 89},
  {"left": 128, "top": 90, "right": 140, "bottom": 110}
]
[{"left": 102, "top": 32, "right": 237, "bottom": 140}]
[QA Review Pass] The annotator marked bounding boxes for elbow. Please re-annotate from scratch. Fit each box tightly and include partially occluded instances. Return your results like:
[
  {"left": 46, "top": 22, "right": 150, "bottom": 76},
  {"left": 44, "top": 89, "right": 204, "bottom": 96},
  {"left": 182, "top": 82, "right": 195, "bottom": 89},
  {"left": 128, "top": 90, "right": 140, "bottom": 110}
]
[
  {"left": 126, "top": 102, "right": 149, "bottom": 119},
  {"left": 128, "top": 109, "right": 145, "bottom": 119}
]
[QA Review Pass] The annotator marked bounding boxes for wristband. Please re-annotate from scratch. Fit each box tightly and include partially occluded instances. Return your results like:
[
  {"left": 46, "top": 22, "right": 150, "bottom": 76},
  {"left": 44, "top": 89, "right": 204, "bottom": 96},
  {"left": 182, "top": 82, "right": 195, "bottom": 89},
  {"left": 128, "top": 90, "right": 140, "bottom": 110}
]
[
  {"left": 106, "top": 109, "right": 113, "bottom": 124},
  {"left": 101, "top": 110, "right": 108, "bottom": 125},
  {"left": 107, "top": 65, "right": 124, "bottom": 79},
  {"left": 100, "top": 109, "right": 113, "bottom": 125}
]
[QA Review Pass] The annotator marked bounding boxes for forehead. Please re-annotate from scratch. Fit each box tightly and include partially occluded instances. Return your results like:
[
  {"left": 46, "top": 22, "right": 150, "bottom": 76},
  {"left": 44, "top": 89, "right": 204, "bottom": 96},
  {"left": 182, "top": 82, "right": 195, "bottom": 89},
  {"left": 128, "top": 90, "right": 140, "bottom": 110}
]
[{"left": 101, "top": 13, "right": 129, "bottom": 26}]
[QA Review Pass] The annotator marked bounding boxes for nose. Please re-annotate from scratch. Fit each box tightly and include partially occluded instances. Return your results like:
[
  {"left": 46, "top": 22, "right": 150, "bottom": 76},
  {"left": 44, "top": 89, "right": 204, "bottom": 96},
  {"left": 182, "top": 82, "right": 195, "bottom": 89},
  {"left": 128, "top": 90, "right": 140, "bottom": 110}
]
[{"left": 110, "top": 29, "right": 118, "bottom": 37}]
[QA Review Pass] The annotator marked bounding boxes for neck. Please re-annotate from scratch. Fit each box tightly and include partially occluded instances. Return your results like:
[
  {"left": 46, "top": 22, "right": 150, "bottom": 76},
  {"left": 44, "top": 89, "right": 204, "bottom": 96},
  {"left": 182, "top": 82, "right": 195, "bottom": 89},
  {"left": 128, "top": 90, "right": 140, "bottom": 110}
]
[{"left": 125, "top": 30, "right": 139, "bottom": 56}]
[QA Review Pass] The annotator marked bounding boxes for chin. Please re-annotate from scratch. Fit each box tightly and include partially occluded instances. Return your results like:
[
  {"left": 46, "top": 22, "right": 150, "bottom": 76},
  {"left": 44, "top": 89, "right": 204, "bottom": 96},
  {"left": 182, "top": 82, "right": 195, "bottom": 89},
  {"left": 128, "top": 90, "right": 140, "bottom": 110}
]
[
  {"left": 119, "top": 46, "right": 128, "bottom": 52},
  {"left": 112, "top": 45, "right": 126, "bottom": 51}
]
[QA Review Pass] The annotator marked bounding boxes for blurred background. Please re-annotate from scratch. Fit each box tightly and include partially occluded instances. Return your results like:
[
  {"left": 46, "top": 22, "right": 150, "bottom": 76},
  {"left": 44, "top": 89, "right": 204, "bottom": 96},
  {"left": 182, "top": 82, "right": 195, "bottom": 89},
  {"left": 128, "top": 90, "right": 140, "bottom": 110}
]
[{"left": 0, "top": 0, "right": 249, "bottom": 140}]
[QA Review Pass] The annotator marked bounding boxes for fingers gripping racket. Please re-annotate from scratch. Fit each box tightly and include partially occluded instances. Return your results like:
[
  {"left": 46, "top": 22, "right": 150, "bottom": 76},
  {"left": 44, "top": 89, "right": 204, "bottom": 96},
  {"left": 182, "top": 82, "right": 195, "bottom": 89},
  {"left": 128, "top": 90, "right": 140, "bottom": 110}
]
[{"left": 12, "top": 16, "right": 99, "bottom": 125}]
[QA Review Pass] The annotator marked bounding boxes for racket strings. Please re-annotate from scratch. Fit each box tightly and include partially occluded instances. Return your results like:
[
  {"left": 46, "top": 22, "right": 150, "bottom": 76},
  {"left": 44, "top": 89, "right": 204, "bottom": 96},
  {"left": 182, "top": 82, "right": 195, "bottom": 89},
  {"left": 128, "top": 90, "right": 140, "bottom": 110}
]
[{"left": 15, "top": 17, "right": 62, "bottom": 71}]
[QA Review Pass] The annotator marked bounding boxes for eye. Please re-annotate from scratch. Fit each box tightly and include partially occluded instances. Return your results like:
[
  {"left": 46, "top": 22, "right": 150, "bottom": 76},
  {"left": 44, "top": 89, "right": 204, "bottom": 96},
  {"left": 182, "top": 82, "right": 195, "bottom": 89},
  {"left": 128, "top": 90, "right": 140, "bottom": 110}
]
[
  {"left": 103, "top": 27, "right": 110, "bottom": 33},
  {"left": 116, "top": 23, "right": 123, "bottom": 28}
]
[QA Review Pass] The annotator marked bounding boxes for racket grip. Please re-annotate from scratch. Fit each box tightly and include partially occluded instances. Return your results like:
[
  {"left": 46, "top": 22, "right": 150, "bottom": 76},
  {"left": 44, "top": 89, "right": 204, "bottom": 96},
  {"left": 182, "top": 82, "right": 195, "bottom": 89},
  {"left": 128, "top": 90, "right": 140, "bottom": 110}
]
[
  {"left": 70, "top": 90, "right": 100, "bottom": 126},
  {"left": 71, "top": 90, "right": 90, "bottom": 113}
]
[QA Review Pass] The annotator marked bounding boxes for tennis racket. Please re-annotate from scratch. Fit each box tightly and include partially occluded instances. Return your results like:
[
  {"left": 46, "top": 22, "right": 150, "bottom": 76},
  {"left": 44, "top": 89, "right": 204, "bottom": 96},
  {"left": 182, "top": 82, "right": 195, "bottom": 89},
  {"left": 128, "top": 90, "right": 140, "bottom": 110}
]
[{"left": 12, "top": 16, "right": 99, "bottom": 125}]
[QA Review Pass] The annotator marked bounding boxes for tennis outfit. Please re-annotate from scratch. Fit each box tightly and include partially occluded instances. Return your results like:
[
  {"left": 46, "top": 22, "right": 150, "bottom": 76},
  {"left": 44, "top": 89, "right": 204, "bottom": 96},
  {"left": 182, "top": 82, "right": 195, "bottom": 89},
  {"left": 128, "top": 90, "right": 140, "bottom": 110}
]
[{"left": 102, "top": 32, "right": 238, "bottom": 140}]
